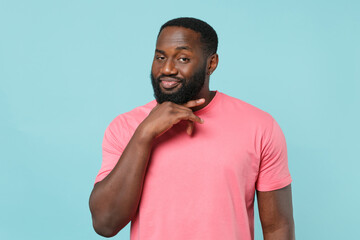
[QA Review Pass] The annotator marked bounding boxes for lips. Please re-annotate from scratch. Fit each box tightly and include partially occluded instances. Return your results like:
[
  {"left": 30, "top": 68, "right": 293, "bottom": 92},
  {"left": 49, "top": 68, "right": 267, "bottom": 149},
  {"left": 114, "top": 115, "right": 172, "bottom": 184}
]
[{"left": 159, "top": 77, "right": 182, "bottom": 90}]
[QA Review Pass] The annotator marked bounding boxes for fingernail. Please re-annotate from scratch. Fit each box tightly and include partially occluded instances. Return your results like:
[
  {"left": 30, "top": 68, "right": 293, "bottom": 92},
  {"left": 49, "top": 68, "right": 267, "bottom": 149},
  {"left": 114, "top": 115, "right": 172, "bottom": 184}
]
[{"left": 196, "top": 98, "right": 205, "bottom": 103}]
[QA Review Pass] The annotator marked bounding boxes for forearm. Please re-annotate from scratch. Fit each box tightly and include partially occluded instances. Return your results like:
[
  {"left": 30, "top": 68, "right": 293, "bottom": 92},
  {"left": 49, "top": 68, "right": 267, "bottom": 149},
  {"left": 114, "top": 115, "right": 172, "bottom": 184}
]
[
  {"left": 263, "top": 221, "right": 295, "bottom": 240},
  {"left": 89, "top": 126, "right": 153, "bottom": 237}
]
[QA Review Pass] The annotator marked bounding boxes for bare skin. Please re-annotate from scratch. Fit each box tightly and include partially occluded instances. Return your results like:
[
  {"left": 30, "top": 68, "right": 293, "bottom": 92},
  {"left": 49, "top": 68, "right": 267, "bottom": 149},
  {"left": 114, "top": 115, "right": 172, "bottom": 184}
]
[
  {"left": 257, "top": 184, "right": 295, "bottom": 240},
  {"left": 89, "top": 26, "right": 295, "bottom": 239}
]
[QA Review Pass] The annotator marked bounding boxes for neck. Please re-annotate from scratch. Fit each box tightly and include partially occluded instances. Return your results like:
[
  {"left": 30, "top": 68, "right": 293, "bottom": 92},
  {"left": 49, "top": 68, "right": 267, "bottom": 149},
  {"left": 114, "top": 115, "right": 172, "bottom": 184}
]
[{"left": 191, "top": 90, "right": 216, "bottom": 112}]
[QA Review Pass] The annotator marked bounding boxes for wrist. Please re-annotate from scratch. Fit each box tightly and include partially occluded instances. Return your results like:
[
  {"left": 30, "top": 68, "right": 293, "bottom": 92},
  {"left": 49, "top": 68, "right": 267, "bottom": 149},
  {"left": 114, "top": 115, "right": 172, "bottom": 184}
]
[{"left": 134, "top": 123, "right": 156, "bottom": 144}]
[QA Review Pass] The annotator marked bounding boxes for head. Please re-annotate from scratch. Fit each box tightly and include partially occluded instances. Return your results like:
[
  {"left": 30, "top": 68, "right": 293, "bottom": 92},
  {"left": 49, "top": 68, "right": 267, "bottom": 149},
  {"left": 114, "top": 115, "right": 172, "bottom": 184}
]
[{"left": 151, "top": 17, "right": 219, "bottom": 104}]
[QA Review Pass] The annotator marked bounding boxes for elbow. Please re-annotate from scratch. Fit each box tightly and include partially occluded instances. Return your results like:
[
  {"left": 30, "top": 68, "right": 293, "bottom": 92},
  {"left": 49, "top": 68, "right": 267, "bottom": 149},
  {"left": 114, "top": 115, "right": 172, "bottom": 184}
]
[
  {"left": 90, "top": 212, "right": 130, "bottom": 237},
  {"left": 89, "top": 188, "right": 132, "bottom": 237},
  {"left": 92, "top": 219, "right": 119, "bottom": 238}
]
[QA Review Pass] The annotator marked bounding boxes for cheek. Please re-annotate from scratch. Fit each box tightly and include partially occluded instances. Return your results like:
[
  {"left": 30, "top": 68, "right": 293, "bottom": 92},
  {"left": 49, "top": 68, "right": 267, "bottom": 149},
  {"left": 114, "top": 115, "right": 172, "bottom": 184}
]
[
  {"left": 176, "top": 65, "right": 193, "bottom": 78},
  {"left": 151, "top": 62, "right": 160, "bottom": 76}
]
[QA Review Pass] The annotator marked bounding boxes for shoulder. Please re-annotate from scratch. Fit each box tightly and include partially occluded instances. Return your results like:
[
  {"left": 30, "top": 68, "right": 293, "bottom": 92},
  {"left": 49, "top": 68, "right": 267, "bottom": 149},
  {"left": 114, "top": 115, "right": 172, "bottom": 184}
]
[{"left": 218, "top": 92, "right": 274, "bottom": 126}]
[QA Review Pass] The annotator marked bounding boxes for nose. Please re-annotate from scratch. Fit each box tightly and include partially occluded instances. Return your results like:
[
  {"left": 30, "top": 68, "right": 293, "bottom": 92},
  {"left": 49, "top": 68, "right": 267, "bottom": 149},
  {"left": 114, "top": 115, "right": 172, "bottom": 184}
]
[{"left": 160, "top": 59, "right": 178, "bottom": 75}]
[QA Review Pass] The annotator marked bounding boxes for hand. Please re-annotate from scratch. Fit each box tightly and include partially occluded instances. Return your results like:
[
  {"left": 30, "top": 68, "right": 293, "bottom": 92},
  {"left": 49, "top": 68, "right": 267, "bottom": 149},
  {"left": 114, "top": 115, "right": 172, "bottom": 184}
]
[{"left": 138, "top": 98, "right": 206, "bottom": 139}]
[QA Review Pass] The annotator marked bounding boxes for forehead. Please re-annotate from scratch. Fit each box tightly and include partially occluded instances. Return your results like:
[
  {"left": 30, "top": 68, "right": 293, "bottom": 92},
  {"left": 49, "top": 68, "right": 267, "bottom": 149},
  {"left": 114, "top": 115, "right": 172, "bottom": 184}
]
[{"left": 156, "top": 26, "right": 202, "bottom": 51}]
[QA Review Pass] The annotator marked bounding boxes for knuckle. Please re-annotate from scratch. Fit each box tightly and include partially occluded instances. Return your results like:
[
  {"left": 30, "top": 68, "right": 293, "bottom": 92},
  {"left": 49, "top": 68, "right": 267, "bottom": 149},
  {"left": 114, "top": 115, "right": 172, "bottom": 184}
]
[{"left": 164, "top": 102, "right": 175, "bottom": 111}]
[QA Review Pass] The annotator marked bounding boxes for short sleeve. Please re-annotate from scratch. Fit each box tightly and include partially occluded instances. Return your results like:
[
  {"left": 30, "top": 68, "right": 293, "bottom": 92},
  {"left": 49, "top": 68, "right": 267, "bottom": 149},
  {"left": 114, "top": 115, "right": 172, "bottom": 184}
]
[
  {"left": 256, "top": 118, "right": 292, "bottom": 191},
  {"left": 94, "top": 116, "right": 129, "bottom": 184}
]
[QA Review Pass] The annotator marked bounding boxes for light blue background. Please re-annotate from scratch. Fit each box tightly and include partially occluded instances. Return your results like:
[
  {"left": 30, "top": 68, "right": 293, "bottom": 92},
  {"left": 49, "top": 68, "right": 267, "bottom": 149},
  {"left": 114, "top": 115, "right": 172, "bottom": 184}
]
[{"left": 1, "top": 1, "right": 359, "bottom": 239}]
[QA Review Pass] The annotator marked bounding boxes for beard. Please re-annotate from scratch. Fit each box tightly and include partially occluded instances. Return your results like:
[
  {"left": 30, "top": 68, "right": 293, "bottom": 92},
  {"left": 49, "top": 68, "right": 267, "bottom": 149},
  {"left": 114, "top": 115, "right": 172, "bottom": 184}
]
[{"left": 151, "top": 63, "right": 207, "bottom": 104}]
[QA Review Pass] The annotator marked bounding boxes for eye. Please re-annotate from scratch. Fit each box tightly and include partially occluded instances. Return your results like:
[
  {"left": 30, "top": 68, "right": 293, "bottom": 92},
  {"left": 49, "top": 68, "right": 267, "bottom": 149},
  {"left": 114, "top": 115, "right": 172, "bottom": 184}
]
[
  {"left": 178, "top": 57, "right": 190, "bottom": 63},
  {"left": 155, "top": 55, "right": 165, "bottom": 61}
]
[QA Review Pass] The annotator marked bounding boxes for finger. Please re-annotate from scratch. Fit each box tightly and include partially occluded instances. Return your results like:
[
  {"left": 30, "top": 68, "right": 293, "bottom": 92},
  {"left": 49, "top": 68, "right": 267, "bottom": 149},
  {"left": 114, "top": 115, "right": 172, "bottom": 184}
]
[
  {"left": 183, "top": 98, "right": 206, "bottom": 108},
  {"left": 186, "top": 120, "right": 194, "bottom": 135},
  {"left": 177, "top": 111, "right": 204, "bottom": 124}
]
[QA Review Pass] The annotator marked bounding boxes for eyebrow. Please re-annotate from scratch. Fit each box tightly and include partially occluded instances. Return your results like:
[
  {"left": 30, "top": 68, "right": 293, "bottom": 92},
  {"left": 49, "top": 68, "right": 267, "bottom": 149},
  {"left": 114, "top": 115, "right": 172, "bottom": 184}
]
[
  {"left": 155, "top": 49, "right": 165, "bottom": 54},
  {"left": 155, "top": 46, "right": 193, "bottom": 54}
]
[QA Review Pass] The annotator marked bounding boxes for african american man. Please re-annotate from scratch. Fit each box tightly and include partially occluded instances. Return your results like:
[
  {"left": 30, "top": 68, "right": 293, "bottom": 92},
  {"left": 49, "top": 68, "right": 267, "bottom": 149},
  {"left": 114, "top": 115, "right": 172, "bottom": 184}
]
[{"left": 89, "top": 17, "right": 295, "bottom": 240}]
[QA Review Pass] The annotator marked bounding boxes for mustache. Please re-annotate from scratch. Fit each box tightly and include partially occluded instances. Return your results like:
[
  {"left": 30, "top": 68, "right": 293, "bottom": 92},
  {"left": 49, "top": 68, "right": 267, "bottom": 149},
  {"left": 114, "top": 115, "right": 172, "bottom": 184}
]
[{"left": 157, "top": 75, "right": 185, "bottom": 82}]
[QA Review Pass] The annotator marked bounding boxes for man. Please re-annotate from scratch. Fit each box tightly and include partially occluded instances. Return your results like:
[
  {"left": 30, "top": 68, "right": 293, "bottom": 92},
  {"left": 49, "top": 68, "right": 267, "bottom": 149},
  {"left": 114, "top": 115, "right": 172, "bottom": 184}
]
[{"left": 89, "top": 17, "right": 295, "bottom": 240}]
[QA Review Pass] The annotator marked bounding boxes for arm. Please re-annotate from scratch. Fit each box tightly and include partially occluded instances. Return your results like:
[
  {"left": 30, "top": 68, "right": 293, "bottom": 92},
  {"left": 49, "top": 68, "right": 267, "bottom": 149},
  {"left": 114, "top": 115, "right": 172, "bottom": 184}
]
[
  {"left": 257, "top": 184, "right": 295, "bottom": 240},
  {"left": 89, "top": 99, "right": 205, "bottom": 237}
]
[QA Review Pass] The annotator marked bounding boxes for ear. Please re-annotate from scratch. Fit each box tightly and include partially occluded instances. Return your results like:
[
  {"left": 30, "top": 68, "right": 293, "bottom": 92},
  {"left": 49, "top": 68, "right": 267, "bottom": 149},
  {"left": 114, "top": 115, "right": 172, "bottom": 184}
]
[{"left": 207, "top": 53, "right": 219, "bottom": 76}]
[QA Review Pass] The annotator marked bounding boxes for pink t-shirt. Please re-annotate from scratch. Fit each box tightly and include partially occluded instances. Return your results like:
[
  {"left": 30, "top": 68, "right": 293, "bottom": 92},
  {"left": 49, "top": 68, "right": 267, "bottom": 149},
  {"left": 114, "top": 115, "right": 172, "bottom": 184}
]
[{"left": 95, "top": 91, "right": 292, "bottom": 240}]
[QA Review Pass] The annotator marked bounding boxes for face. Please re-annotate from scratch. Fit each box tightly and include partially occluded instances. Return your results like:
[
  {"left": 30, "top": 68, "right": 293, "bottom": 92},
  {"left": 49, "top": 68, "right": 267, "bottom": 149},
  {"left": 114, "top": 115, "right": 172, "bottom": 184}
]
[{"left": 151, "top": 26, "right": 208, "bottom": 104}]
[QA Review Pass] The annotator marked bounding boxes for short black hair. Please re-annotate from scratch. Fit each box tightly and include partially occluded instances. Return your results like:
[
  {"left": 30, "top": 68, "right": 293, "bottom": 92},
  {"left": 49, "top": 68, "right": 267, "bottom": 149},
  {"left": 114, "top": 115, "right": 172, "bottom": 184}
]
[{"left": 158, "top": 17, "right": 218, "bottom": 57}]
